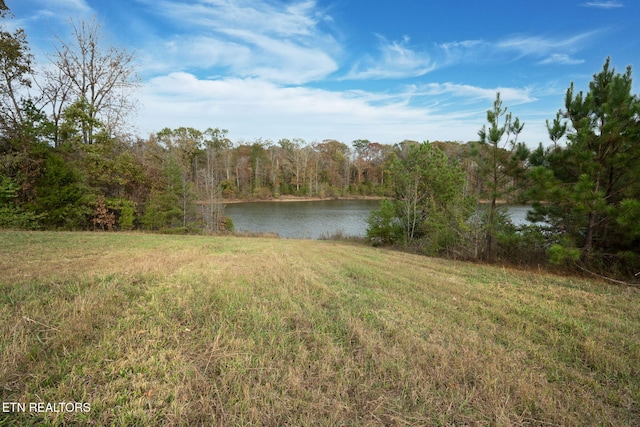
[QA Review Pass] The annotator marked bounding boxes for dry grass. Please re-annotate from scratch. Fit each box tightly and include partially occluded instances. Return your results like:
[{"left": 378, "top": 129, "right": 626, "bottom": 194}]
[{"left": 1, "top": 230, "right": 639, "bottom": 426}]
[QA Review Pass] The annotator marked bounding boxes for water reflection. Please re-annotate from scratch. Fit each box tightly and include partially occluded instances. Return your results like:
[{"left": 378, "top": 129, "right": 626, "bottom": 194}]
[
  {"left": 224, "top": 199, "right": 381, "bottom": 239},
  {"left": 225, "top": 200, "right": 535, "bottom": 239}
]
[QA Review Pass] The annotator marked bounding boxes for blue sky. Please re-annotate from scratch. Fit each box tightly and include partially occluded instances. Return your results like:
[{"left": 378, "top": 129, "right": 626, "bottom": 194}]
[{"left": 6, "top": 0, "right": 640, "bottom": 147}]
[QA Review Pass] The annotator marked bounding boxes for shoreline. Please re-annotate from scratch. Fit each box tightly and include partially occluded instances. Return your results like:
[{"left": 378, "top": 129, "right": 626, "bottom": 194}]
[
  {"left": 223, "top": 195, "right": 386, "bottom": 204},
  {"left": 223, "top": 196, "right": 531, "bottom": 205}
]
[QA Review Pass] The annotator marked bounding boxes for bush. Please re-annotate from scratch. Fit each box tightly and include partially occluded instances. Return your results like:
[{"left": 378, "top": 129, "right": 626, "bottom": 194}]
[
  {"left": 223, "top": 216, "right": 234, "bottom": 232},
  {"left": 0, "top": 207, "right": 41, "bottom": 229},
  {"left": 495, "top": 225, "right": 553, "bottom": 266},
  {"left": 547, "top": 241, "right": 581, "bottom": 265},
  {"left": 252, "top": 187, "right": 272, "bottom": 200},
  {"left": 118, "top": 200, "right": 135, "bottom": 230},
  {"left": 294, "top": 185, "right": 310, "bottom": 196},
  {"left": 221, "top": 180, "right": 237, "bottom": 198},
  {"left": 0, "top": 177, "right": 41, "bottom": 229},
  {"left": 31, "top": 152, "right": 92, "bottom": 229},
  {"left": 366, "top": 199, "right": 403, "bottom": 245},
  {"left": 92, "top": 196, "right": 116, "bottom": 231}
]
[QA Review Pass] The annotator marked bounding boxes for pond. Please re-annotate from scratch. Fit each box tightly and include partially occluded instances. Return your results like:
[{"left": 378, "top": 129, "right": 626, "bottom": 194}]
[
  {"left": 224, "top": 199, "right": 381, "bottom": 239},
  {"left": 225, "top": 199, "right": 535, "bottom": 239}
]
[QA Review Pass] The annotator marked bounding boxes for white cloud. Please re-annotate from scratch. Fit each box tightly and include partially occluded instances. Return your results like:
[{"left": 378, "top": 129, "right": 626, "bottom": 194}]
[
  {"left": 538, "top": 54, "right": 585, "bottom": 65},
  {"left": 156, "top": 0, "right": 322, "bottom": 38},
  {"left": 15, "top": 0, "right": 573, "bottom": 147},
  {"left": 137, "top": 32, "right": 337, "bottom": 84},
  {"left": 344, "top": 36, "right": 436, "bottom": 80},
  {"left": 432, "top": 32, "right": 593, "bottom": 70},
  {"left": 6, "top": 0, "right": 93, "bottom": 37},
  {"left": 135, "top": 72, "right": 551, "bottom": 145},
  {"left": 139, "top": 72, "right": 422, "bottom": 131},
  {"left": 582, "top": 1, "right": 623, "bottom": 8},
  {"left": 438, "top": 39, "right": 486, "bottom": 65},
  {"left": 136, "top": 0, "right": 340, "bottom": 84},
  {"left": 22, "top": 0, "right": 93, "bottom": 21},
  {"left": 40, "top": 0, "right": 92, "bottom": 14},
  {"left": 418, "top": 83, "right": 536, "bottom": 105},
  {"left": 216, "top": 29, "right": 338, "bottom": 83},
  {"left": 138, "top": 73, "right": 440, "bottom": 142},
  {"left": 497, "top": 32, "right": 594, "bottom": 58}
]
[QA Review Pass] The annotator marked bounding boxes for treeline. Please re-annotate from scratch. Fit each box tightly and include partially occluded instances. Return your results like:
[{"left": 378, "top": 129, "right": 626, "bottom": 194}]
[
  {"left": 1, "top": 9, "right": 639, "bottom": 279},
  {"left": 366, "top": 61, "right": 640, "bottom": 280},
  {"left": 0, "top": 11, "right": 498, "bottom": 233}
]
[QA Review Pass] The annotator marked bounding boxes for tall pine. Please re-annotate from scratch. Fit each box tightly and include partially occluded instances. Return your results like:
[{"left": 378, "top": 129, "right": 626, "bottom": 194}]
[{"left": 529, "top": 58, "right": 640, "bottom": 274}]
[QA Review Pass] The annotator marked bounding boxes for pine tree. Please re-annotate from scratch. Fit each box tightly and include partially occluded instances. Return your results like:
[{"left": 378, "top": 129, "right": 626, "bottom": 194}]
[
  {"left": 475, "top": 93, "right": 525, "bottom": 260},
  {"left": 529, "top": 58, "right": 640, "bottom": 274}
]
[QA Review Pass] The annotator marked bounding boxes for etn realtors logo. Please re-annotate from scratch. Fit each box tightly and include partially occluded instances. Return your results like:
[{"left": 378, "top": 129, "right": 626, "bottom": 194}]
[{"left": 2, "top": 401, "right": 91, "bottom": 413}]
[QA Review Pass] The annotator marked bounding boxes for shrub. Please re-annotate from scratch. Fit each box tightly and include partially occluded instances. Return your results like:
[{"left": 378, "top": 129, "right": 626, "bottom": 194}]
[
  {"left": 252, "top": 187, "right": 272, "bottom": 200},
  {"left": 92, "top": 196, "right": 116, "bottom": 231},
  {"left": 366, "top": 199, "right": 403, "bottom": 245},
  {"left": 118, "top": 200, "right": 136, "bottom": 231},
  {"left": 223, "top": 216, "right": 234, "bottom": 232},
  {"left": 0, "top": 177, "right": 41, "bottom": 229},
  {"left": 495, "top": 224, "right": 553, "bottom": 266},
  {"left": 547, "top": 241, "right": 581, "bottom": 265}
]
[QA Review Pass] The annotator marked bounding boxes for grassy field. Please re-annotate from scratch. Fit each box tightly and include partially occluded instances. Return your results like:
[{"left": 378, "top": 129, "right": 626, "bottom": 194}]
[{"left": 1, "top": 231, "right": 639, "bottom": 426}]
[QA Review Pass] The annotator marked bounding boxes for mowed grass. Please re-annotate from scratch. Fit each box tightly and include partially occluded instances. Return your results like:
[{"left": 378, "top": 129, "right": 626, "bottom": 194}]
[{"left": 1, "top": 231, "right": 639, "bottom": 426}]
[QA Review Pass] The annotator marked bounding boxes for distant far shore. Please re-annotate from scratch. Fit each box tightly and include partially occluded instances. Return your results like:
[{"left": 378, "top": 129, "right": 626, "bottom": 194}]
[
  {"left": 223, "top": 196, "right": 531, "bottom": 205},
  {"left": 223, "top": 195, "right": 387, "bottom": 204}
]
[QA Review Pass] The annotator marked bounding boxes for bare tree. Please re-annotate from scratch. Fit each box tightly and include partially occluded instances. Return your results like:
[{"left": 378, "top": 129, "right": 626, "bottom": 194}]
[
  {"left": 43, "top": 18, "right": 139, "bottom": 145},
  {"left": 201, "top": 128, "right": 229, "bottom": 232},
  {"left": 36, "top": 64, "right": 72, "bottom": 147}
]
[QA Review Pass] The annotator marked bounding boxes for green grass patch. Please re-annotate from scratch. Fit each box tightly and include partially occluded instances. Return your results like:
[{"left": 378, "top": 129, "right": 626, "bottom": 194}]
[{"left": 1, "top": 231, "right": 639, "bottom": 425}]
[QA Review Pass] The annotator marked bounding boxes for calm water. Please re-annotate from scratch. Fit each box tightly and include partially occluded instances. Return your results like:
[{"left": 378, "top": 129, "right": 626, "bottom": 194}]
[
  {"left": 225, "top": 199, "right": 381, "bottom": 239},
  {"left": 225, "top": 199, "right": 534, "bottom": 239},
  {"left": 505, "top": 205, "right": 533, "bottom": 226}
]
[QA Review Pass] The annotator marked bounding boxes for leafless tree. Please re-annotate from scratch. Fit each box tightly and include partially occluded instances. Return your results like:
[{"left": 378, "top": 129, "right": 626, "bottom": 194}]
[
  {"left": 201, "top": 128, "right": 229, "bottom": 232},
  {"left": 42, "top": 17, "right": 140, "bottom": 145}
]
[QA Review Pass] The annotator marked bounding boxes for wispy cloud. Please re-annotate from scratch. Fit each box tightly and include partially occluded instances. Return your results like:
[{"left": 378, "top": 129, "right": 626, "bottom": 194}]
[
  {"left": 415, "top": 82, "right": 536, "bottom": 105},
  {"left": 150, "top": 0, "right": 322, "bottom": 38},
  {"left": 21, "top": 0, "right": 93, "bottom": 21},
  {"left": 438, "top": 39, "right": 487, "bottom": 65},
  {"left": 136, "top": 72, "right": 550, "bottom": 144},
  {"left": 135, "top": 0, "right": 340, "bottom": 84},
  {"left": 343, "top": 36, "right": 436, "bottom": 80},
  {"left": 339, "top": 31, "right": 593, "bottom": 84},
  {"left": 488, "top": 32, "right": 598, "bottom": 68},
  {"left": 497, "top": 32, "right": 594, "bottom": 58},
  {"left": 15, "top": 0, "right": 600, "bottom": 147},
  {"left": 138, "top": 72, "right": 437, "bottom": 142},
  {"left": 538, "top": 53, "right": 585, "bottom": 65},
  {"left": 582, "top": 1, "right": 624, "bottom": 9},
  {"left": 433, "top": 32, "right": 593, "bottom": 69},
  {"left": 42, "top": 0, "right": 93, "bottom": 14}
]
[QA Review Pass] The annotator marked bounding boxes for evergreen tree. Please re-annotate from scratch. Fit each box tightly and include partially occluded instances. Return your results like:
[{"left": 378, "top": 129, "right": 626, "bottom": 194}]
[
  {"left": 30, "top": 152, "right": 91, "bottom": 229},
  {"left": 529, "top": 58, "right": 640, "bottom": 274},
  {"left": 474, "top": 93, "right": 526, "bottom": 260}
]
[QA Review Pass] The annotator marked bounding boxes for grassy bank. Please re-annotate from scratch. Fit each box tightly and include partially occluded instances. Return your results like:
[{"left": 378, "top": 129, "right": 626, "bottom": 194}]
[{"left": 1, "top": 231, "right": 638, "bottom": 426}]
